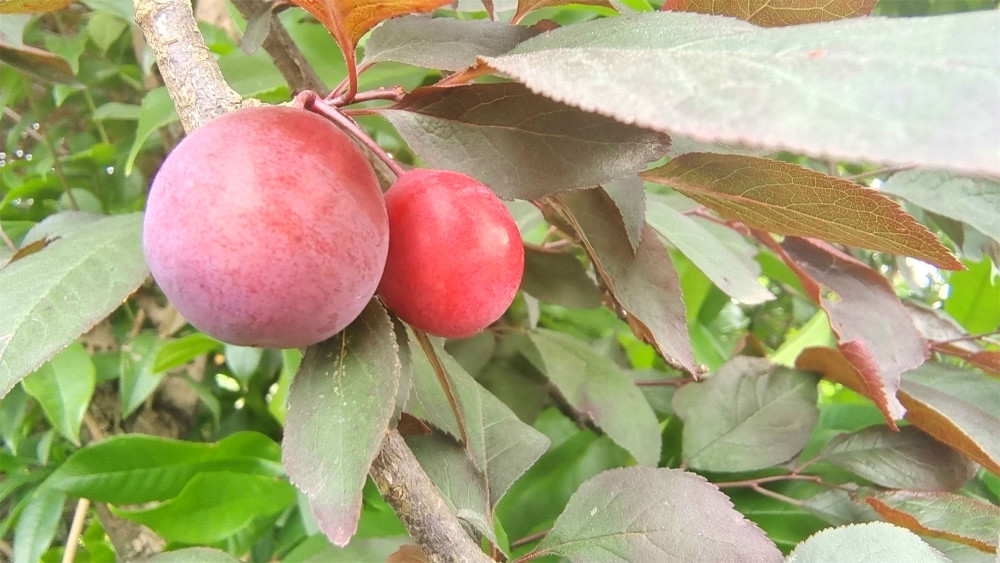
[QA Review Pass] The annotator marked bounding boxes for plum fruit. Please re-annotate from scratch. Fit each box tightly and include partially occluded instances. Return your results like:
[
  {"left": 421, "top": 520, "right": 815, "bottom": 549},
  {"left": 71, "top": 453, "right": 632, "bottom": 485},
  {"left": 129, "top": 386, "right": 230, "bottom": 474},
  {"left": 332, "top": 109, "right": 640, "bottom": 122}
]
[
  {"left": 142, "top": 105, "right": 388, "bottom": 348},
  {"left": 377, "top": 169, "right": 524, "bottom": 338}
]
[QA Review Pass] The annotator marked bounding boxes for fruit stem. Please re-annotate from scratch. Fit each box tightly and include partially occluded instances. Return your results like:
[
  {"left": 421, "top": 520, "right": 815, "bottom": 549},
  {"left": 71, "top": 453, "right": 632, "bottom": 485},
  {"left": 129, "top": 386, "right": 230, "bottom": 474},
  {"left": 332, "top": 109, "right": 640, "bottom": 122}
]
[
  {"left": 297, "top": 91, "right": 407, "bottom": 178},
  {"left": 412, "top": 329, "right": 470, "bottom": 448}
]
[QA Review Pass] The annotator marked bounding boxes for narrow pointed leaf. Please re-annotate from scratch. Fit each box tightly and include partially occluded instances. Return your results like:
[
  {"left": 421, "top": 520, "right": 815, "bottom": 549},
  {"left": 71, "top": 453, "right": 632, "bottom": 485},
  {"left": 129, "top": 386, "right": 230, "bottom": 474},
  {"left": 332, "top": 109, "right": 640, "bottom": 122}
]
[
  {"left": 531, "top": 467, "right": 782, "bottom": 562},
  {"left": 672, "top": 356, "right": 818, "bottom": 471},
  {"left": 821, "top": 426, "right": 977, "bottom": 491},
  {"left": 12, "top": 487, "right": 66, "bottom": 563},
  {"left": 383, "top": 82, "right": 671, "bottom": 200},
  {"left": 483, "top": 11, "right": 1000, "bottom": 175},
  {"left": 557, "top": 188, "right": 696, "bottom": 372},
  {"left": 787, "top": 522, "right": 950, "bottom": 562},
  {"left": 642, "top": 154, "right": 962, "bottom": 269},
  {"left": 528, "top": 329, "right": 661, "bottom": 466},
  {"left": 120, "top": 332, "right": 166, "bottom": 417},
  {"left": 282, "top": 301, "right": 401, "bottom": 547},
  {"left": 0, "top": 212, "right": 147, "bottom": 400},
  {"left": 880, "top": 171, "right": 1000, "bottom": 244},
  {"left": 663, "top": 0, "right": 876, "bottom": 26},
  {"left": 20, "top": 342, "right": 95, "bottom": 445},
  {"left": 865, "top": 491, "right": 1000, "bottom": 554}
]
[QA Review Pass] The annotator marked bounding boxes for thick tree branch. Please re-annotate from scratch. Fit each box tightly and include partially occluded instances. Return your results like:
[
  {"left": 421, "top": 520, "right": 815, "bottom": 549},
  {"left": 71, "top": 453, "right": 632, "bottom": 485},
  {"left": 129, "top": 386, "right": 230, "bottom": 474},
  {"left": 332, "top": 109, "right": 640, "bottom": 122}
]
[
  {"left": 370, "top": 431, "right": 493, "bottom": 563},
  {"left": 132, "top": 1, "right": 487, "bottom": 560}
]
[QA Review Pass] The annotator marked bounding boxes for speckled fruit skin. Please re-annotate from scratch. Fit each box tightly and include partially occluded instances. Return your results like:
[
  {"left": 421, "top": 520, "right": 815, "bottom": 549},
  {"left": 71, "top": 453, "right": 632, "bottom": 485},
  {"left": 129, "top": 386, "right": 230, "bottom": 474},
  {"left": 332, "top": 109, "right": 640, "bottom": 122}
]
[
  {"left": 142, "top": 106, "right": 388, "bottom": 348},
  {"left": 377, "top": 169, "right": 524, "bottom": 338}
]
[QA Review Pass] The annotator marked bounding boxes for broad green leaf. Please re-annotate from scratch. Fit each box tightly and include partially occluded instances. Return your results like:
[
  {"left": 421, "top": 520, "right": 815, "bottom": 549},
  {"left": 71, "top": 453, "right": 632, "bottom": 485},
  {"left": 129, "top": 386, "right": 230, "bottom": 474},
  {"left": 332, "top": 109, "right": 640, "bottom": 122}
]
[
  {"left": 945, "top": 258, "right": 1000, "bottom": 334},
  {"left": 0, "top": 212, "right": 147, "bottom": 400},
  {"left": 898, "top": 362, "right": 1000, "bottom": 475},
  {"left": 520, "top": 247, "right": 602, "bottom": 310},
  {"left": 646, "top": 196, "right": 774, "bottom": 305},
  {"left": 880, "top": 171, "right": 1000, "bottom": 244},
  {"left": 787, "top": 522, "right": 950, "bottom": 562},
  {"left": 282, "top": 301, "right": 401, "bottom": 547},
  {"left": 643, "top": 154, "right": 962, "bottom": 270},
  {"left": 20, "top": 342, "right": 95, "bottom": 445},
  {"left": 120, "top": 331, "right": 165, "bottom": 417},
  {"left": 152, "top": 333, "right": 222, "bottom": 373},
  {"left": 602, "top": 177, "right": 645, "bottom": 252},
  {"left": 663, "top": 0, "right": 876, "bottom": 26},
  {"left": 93, "top": 102, "right": 141, "bottom": 121},
  {"left": 146, "top": 548, "right": 241, "bottom": 563},
  {"left": 383, "top": 82, "right": 671, "bottom": 200},
  {"left": 483, "top": 11, "right": 1000, "bottom": 176},
  {"left": 865, "top": 491, "right": 1000, "bottom": 553},
  {"left": 362, "top": 15, "right": 538, "bottom": 71},
  {"left": 125, "top": 87, "right": 178, "bottom": 175},
  {"left": 113, "top": 472, "right": 295, "bottom": 543},
  {"left": 771, "top": 310, "right": 834, "bottom": 367},
  {"left": 529, "top": 467, "right": 782, "bottom": 561},
  {"left": 45, "top": 432, "right": 283, "bottom": 503},
  {"left": 821, "top": 426, "right": 977, "bottom": 491},
  {"left": 87, "top": 11, "right": 128, "bottom": 53},
  {"left": 407, "top": 335, "right": 549, "bottom": 509},
  {"left": 673, "top": 356, "right": 819, "bottom": 471},
  {"left": 528, "top": 329, "right": 661, "bottom": 466},
  {"left": 12, "top": 487, "right": 65, "bottom": 563},
  {"left": 557, "top": 188, "right": 696, "bottom": 373}
]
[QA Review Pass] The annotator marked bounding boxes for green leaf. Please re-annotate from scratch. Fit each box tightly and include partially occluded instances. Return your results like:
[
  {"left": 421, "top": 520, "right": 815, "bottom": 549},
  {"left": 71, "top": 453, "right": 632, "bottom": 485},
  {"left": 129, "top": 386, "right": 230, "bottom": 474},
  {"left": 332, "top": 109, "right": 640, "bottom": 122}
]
[
  {"left": 642, "top": 154, "right": 962, "bottom": 270},
  {"left": 125, "top": 87, "right": 178, "bottom": 175},
  {"left": 45, "top": 432, "right": 283, "bottom": 503},
  {"left": 146, "top": 548, "right": 241, "bottom": 563},
  {"left": 282, "top": 301, "right": 401, "bottom": 547},
  {"left": 152, "top": 333, "right": 222, "bottom": 373},
  {"left": 93, "top": 102, "right": 141, "bottom": 121},
  {"left": 12, "top": 487, "right": 65, "bottom": 563},
  {"left": 86, "top": 11, "right": 128, "bottom": 53},
  {"left": 483, "top": 11, "right": 1000, "bottom": 176},
  {"left": 646, "top": 196, "right": 774, "bottom": 305},
  {"left": 528, "top": 329, "right": 661, "bottom": 466},
  {"left": 787, "top": 522, "right": 950, "bottom": 562},
  {"left": 945, "top": 258, "right": 1000, "bottom": 334},
  {"left": 865, "top": 491, "right": 1000, "bottom": 553},
  {"left": 520, "top": 247, "right": 602, "bottom": 309},
  {"left": 362, "top": 15, "right": 538, "bottom": 71},
  {"left": 530, "top": 467, "right": 782, "bottom": 561},
  {"left": 0, "top": 212, "right": 148, "bottom": 400},
  {"left": 821, "top": 426, "right": 977, "bottom": 491},
  {"left": 120, "top": 331, "right": 165, "bottom": 417},
  {"left": 112, "top": 472, "right": 295, "bottom": 543},
  {"left": 673, "top": 357, "right": 819, "bottom": 471},
  {"left": 383, "top": 82, "right": 670, "bottom": 200},
  {"left": 879, "top": 170, "right": 1000, "bottom": 244},
  {"left": 20, "top": 342, "right": 95, "bottom": 445},
  {"left": 224, "top": 344, "right": 263, "bottom": 384}
]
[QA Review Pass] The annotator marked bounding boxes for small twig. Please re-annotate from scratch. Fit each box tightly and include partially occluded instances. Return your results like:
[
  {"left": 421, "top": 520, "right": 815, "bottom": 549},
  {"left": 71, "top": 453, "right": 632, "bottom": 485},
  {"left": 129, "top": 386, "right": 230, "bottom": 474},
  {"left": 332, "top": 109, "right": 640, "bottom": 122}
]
[
  {"left": 751, "top": 484, "right": 803, "bottom": 506},
  {"left": 510, "top": 529, "right": 549, "bottom": 550},
  {"left": 931, "top": 329, "right": 1000, "bottom": 346},
  {"left": 2, "top": 107, "right": 46, "bottom": 142},
  {"left": 327, "top": 62, "right": 373, "bottom": 104},
  {"left": 0, "top": 539, "right": 12, "bottom": 560},
  {"left": 412, "top": 329, "right": 469, "bottom": 447},
  {"left": 841, "top": 164, "right": 916, "bottom": 182},
  {"left": 62, "top": 498, "right": 91, "bottom": 563},
  {"left": 0, "top": 224, "right": 16, "bottom": 252},
  {"left": 337, "top": 86, "right": 406, "bottom": 106},
  {"left": 715, "top": 473, "right": 822, "bottom": 488},
  {"left": 633, "top": 377, "right": 697, "bottom": 387}
]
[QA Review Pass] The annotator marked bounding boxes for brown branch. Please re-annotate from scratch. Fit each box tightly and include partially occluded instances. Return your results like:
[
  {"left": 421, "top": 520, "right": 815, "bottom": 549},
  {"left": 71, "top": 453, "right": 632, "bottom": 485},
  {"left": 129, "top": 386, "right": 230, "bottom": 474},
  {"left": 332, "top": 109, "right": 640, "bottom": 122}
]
[
  {"left": 132, "top": 0, "right": 488, "bottom": 560},
  {"left": 370, "top": 430, "right": 493, "bottom": 563},
  {"left": 229, "top": 0, "right": 327, "bottom": 94}
]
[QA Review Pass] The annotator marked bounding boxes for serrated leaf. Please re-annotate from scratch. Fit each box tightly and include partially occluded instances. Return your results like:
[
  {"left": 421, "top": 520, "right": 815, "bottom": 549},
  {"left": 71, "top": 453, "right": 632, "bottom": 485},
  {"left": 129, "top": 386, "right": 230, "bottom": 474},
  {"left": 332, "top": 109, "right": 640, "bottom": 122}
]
[
  {"left": 45, "top": 432, "right": 283, "bottom": 503},
  {"left": 528, "top": 329, "right": 661, "bottom": 465},
  {"left": 646, "top": 196, "right": 774, "bottom": 305},
  {"left": 113, "top": 472, "right": 295, "bottom": 543},
  {"left": 779, "top": 237, "right": 928, "bottom": 424},
  {"left": 866, "top": 491, "right": 1000, "bottom": 554},
  {"left": 602, "top": 176, "right": 645, "bottom": 253},
  {"left": 898, "top": 362, "right": 1000, "bottom": 475},
  {"left": 20, "top": 342, "right": 95, "bottom": 445},
  {"left": 663, "top": 0, "right": 876, "bottom": 26},
  {"left": 146, "top": 548, "right": 242, "bottom": 563},
  {"left": 12, "top": 487, "right": 65, "bottom": 563},
  {"left": 642, "top": 154, "right": 962, "bottom": 270},
  {"left": 528, "top": 467, "right": 782, "bottom": 561},
  {"left": 363, "top": 15, "right": 538, "bottom": 71},
  {"left": 407, "top": 334, "right": 549, "bottom": 508},
  {"left": 120, "top": 331, "right": 165, "bottom": 417},
  {"left": 556, "top": 188, "right": 696, "bottom": 372},
  {"left": 0, "top": 212, "right": 147, "bottom": 400},
  {"left": 282, "top": 301, "right": 401, "bottom": 547},
  {"left": 880, "top": 171, "right": 1000, "bottom": 245},
  {"left": 787, "top": 522, "right": 950, "bottom": 562},
  {"left": 821, "top": 426, "right": 977, "bottom": 491},
  {"left": 383, "top": 82, "right": 670, "bottom": 200},
  {"left": 513, "top": 0, "right": 614, "bottom": 24},
  {"left": 484, "top": 11, "right": 1000, "bottom": 176},
  {"left": 906, "top": 302, "right": 1000, "bottom": 378},
  {"left": 672, "top": 356, "right": 818, "bottom": 471},
  {"left": 521, "top": 247, "right": 602, "bottom": 309}
]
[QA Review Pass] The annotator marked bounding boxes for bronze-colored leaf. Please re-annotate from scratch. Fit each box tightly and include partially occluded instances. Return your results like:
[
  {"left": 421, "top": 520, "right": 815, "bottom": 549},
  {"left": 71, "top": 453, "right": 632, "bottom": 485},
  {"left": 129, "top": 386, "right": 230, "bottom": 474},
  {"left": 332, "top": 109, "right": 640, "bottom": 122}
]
[
  {"left": 641, "top": 154, "right": 963, "bottom": 270},
  {"left": 662, "top": 0, "right": 876, "bottom": 27},
  {"left": 797, "top": 346, "right": 901, "bottom": 430},
  {"left": 906, "top": 302, "right": 1000, "bottom": 378},
  {"left": 0, "top": 0, "right": 73, "bottom": 13},
  {"left": 866, "top": 491, "right": 1000, "bottom": 553},
  {"left": 0, "top": 40, "right": 77, "bottom": 84}
]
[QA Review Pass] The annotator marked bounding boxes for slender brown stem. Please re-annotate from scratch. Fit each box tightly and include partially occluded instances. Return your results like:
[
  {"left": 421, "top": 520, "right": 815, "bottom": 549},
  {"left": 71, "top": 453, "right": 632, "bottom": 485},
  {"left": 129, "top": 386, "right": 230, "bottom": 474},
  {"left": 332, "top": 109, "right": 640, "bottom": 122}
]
[
  {"left": 0, "top": 224, "right": 15, "bottom": 252},
  {"left": 751, "top": 484, "right": 803, "bottom": 506},
  {"left": 510, "top": 529, "right": 549, "bottom": 549},
  {"left": 633, "top": 377, "right": 697, "bottom": 387},
  {"left": 337, "top": 86, "right": 405, "bottom": 106},
  {"left": 299, "top": 93, "right": 407, "bottom": 178},
  {"left": 412, "top": 329, "right": 469, "bottom": 447},
  {"left": 931, "top": 329, "right": 1000, "bottom": 345},
  {"left": 715, "top": 473, "right": 822, "bottom": 488},
  {"left": 62, "top": 498, "right": 91, "bottom": 563},
  {"left": 842, "top": 164, "right": 916, "bottom": 181}
]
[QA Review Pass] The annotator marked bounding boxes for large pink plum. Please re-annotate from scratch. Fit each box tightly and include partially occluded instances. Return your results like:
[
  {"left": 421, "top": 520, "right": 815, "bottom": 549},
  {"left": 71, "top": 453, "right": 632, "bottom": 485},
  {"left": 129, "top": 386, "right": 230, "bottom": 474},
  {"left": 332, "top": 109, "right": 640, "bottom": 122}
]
[
  {"left": 142, "top": 106, "right": 388, "bottom": 348},
  {"left": 377, "top": 169, "right": 524, "bottom": 338}
]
